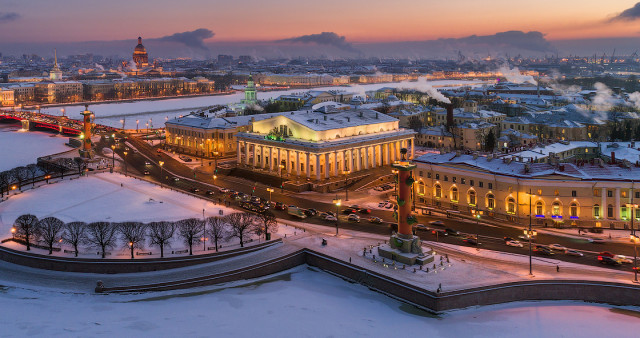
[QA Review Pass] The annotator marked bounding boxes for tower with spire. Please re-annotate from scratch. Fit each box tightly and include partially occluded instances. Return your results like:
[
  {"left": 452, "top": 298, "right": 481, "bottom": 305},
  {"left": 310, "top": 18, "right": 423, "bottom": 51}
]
[
  {"left": 49, "top": 49, "right": 63, "bottom": 80},
  {"left": 241, "top": 74, "right": 257, "bottom": 105}
]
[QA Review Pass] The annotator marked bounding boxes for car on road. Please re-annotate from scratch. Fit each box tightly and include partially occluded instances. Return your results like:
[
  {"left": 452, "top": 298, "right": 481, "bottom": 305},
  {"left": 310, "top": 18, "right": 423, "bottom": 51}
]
[
  {"left": 342, "top": 208, "right": 358, "bottom": 214},
  {"left": 205, "top": 190, "right": 215, "bottom": 196},
  {"left": 250, "top": 196, "right": 261, "bottom": 203},
  {"left": 565, "top": 249, "right": 584, "bottom": 257},
  {"left": 598, "top": 255, "right": 622, "bottom": 266},
  {"left": 599, "top": 251, "right": 615, "bottom": 258},
  {"left": 190, "top": 187, "right": 200, "bottom": 193},
  {"left": 144, "top": 161, "right": 151, "bottom": 165},
  {"left": 431, "top": 229, "right": 448, "bottom": 237},
  {"left": 172, "top": 177, "right": 180, "bottom": 182},
  {"left": 305, "top": 208, "right": 318, "bottom": 217},
  {"left": 358, "top": 208, "right": 371, "bottom": 214},
  {"left": 504, "top": 237, "right": 515, "bottom": 242},
  {"left": 534, "top": 245, "right": 554, "bottom": 256},
  {"left": 348, "top": 214, "right": 361, "bottom": 222},
  {"left": 445, "top": 228, "right": 460, "bottom": 236},
  {"left": 517, "top": 235, "right": 535, "bottom": 242},
  {"left": 323, "top": 215, "right": 337, "bottom": 222},
  {"left": 548, "top": 244, "right": 567, "bottom": 251},
  {"left": 369, "top": 217, "right": 383, "bottom": 224},
  {"left": 156, "top": 149, "right": 162, "bottom": 153},
  {"left": 413, "top": 223, "right": 428, "bottom": 231},
  {"left": 590, "top": 238, "right": 605, "bottom": 244},
  {"left": 615, "top": 255, "right": 634, "bottom": 264},
  {"left": 275, "top": 202, "right": 286, "bottom": 211},
  {"left": 220, "top": 188, "right": 230, "bottom": 193},
  {"left": 506, "top": 240, "right": 523, "bottom": 247},
  {"left": 428, "top": 220, "right": 445, "bottom": 227},
  {"left": 463, "top": 236, "right": 479, "bottom": 245},
  {"left": 143, "top": 170, "right": 150, "bottom": 175}
]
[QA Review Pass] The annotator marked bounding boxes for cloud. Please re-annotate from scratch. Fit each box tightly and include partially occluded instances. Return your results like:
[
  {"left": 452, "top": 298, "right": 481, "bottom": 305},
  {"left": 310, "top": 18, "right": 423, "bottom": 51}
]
[
  {"left": 609, "top": 2, "right": 640, "bottom": 22},
  {"left": 0, "top": 12, "right": 20, "bottom": 23},
  {"left": 275, "top": 32, "right": 361, "bottom": 54},
  {"left": 157, "top": 28, "right": 214, "bottom": 50},
  {"left": 438, "top": 30, "right": 555, "bottom": 53}
]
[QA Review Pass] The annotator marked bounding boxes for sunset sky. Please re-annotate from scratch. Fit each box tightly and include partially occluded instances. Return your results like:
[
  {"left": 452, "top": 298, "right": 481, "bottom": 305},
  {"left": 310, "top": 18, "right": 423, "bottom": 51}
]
[{"left": 1, "top": 0, "right": 640, "bottom": 43}]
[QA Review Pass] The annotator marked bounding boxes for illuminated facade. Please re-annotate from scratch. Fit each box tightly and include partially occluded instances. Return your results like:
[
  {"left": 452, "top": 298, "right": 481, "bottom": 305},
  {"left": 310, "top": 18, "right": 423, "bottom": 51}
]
[
  {"left": 414, "top": 152, "right": 640, "bottom": 229},
  {"left": 236, "top": 109, "right": 416, "bottom": 181},
  {"left": 132, "top": 37, "right": 149, "bottom": 68}
]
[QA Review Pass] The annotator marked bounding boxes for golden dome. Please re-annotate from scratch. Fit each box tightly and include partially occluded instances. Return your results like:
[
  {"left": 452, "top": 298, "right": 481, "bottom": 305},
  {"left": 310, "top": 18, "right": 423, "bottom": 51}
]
[{"left": 134, "top": 37, "right": 147, "bottom": 54}]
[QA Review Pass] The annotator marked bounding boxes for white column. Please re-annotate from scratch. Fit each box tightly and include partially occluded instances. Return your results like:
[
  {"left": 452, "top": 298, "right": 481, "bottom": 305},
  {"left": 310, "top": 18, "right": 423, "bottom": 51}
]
[
  {"left": 296, "top": 151, "right": 301, "bottom": 176},
  {"left": 325, "top": 153, "right": 330, "bottom": 179},
  {"left": 287, "top": 150, "right": 292, "bottom": 174},
  {"left": 396, "top": 141, "right": 401, "bottom": 158},
  {"left": 342, "top": 150, "right": 347, "bottom": 171},
  {"left": 615, "top": 187, "right": 621, "bottom": 220},
  {"left": 372, "top": 145, "right": 377, "bottom": 168},
  {"left": 244, "top": 142, "right": 250, "bottom": 165},
  {"left": 385, "top": 143, "right": 390, "bottom": 165},
  {"left": 364, "top": 146, "right": 369, "bottom": 170},
  {"left": 277, "top": 147, "right": 281, "bottom": 171},
  {"left": 334, "top": 151, "right": 339, "bottom": 176},
  {"left": 236, "top": 141, "right": 241, "bottom": 164},
  {"left": 269, "top": 147, "right": 274, "bottom": 171},
  {"left": 252, "top": 144, "right": 257, "bottom": 167},
  {"left": 315, "top": 154, "right": 321, "bottom": 180},
  {"left": 602, "top": 187, "right": 606, "bottom": 218},
  {"left": 389, "top": 143, "right": 395, "bottom": 163},
  {"left": 306, "top": 153, "right": 311, "bottom": 179}
]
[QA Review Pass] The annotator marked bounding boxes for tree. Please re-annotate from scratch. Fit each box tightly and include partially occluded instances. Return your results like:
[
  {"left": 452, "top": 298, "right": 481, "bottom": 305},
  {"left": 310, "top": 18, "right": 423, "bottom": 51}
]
[
  {"left": 117, "top": 221, "right": 147, "bottom": 259},
  {"left": 206, "top": 216, "right": 227, "bottom": 252},
  {"left": 484, "top": 130, "right": 496, "bottom": 152},
  {"left": 148, "top": 221, "right": 176, "bottom": 258},
  {"left": 14, "top": 214, "right": 39, "bottom": 251},
  {"left": 62, "top": 221, "right": 87, "bottom": 257},
  {"left": 85, "top": 222, "right": 118, "bottom": 258},
  {"left": 0, "top": 170, "right": 12, "bottom": 197},
  {"left": 73, "top": 157, "right": 86, "bottom": 176},
  {"left": 26, "top": 164, "right": 39, "bottom": 187},
  {"left": 11, "top": 166, "right": 28, "bottom": 191},
  {"left": 256, "top": 210, "right": 278, "bottom": 240},
  {"left": 176, "top": 218, "right": 204, "bottom": 255},
  {"left": 37, "top": 217, "right": 65, "bottom": 254},
  {"left": 225, "top": 212, "right": 257, "bottom": 248}
]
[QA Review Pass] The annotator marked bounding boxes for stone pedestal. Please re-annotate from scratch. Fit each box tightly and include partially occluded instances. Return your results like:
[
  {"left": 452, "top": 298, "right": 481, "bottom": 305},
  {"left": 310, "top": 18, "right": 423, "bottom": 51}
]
[{"left": 378, "top": 233, "right": 434, "bottom": 266}]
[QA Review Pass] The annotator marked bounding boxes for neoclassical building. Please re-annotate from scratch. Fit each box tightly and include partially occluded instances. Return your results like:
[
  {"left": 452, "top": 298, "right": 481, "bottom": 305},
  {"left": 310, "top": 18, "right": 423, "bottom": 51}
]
[
  {"left": 414, "top": 152, "right": 640, "bottom": 229},
  {"left": 235, "top": 109, "right": 416, "bottom": 181}
]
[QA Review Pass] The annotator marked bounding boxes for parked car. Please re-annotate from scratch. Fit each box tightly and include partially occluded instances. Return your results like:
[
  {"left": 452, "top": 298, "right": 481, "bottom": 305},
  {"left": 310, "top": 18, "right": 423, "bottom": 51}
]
[
  {"left": 506, "top": 240, "right": 523, "bottom": 247},
  {"left": 369, "top": 217, "right": 383, "bottom": 224},
  {"left": 598, "top": 255, "right": 622, "bottom": 266},
  {"left": 429, "top": 220, "right": 445, "bottom": 227},
  {"left": 548, "top": 244, "right": 567, "bottom": 251},
  {"left": 445, "top": 228, "right": 460, "bottom": 236},
  {"left": 565, "top": 249, "right": 584, "bottom": 257},
  {"left": 348, "top": 214, "right": 361, "bottom": 222}
]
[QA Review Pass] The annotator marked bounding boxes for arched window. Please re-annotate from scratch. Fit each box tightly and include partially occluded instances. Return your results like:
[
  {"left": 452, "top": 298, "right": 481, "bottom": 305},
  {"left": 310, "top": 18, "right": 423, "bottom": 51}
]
[
  {"left": 487, "top": 194, "right": 495, "bottom": 209},
  {"left": 435, "top": 184, "right": 442, "bottom": 199},
  {"left": 535, "top": 201, "right": 543, "bottom": 216},
  {"left": 593, "top": 204, "right": 600, "bottom": 219},
  {"left": 451, "top": 187, "right": 459, "bottom": 202},
  {"left": 570, "top": 202, "right": 578, "bottom": 218},
  {"left": 607, "top": 204, "right": 614, "bottom": 218},
  {"left": 507, "top": 197, "right": 516, "bottom": 214},
  {"left": 552, "top": 201, "right": 561, "bottom": 216},
  {"left": 468, "top": 190, "right": 476, "bottom": 206}
]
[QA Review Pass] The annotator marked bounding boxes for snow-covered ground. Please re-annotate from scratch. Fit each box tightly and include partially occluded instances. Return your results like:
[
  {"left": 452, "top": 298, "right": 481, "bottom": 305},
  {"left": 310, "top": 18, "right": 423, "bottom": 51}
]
[
  {"left": 0, "top": 265, "right": 638, "bottom": 337},
  {"left": 39, "top": 80, "right": 485, "bottom": 129},
  {"left": 0, "top": 125, "right": 72, "bottom": 171}
]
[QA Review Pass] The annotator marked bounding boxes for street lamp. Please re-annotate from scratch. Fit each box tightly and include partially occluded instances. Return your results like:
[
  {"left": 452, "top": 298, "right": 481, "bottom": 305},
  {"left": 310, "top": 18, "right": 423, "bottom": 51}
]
[
  {"left": 526, "top": 189, "right": 537, "bottom": 276},
  {"left": 213, "top": 151, "right": 219, "bottom": 174},
  {"left": 136, "top": 119, "right": 139, "bottom": 132},
  {"left": 110, "top": 145, "right": 116, "bottom": 170},
  {"left": 333, "top": 196, "right": 341, "bottom": 236},
  {"left": 343, "top": 170, "right": 350, "bottom": 201},
  {"left": 213, "top": 175, "right": 217, "bottom": 186},
  {"left": 627, "top": 202, "right": 639, "bottom": 283},
  {"left": 61, "top": 108, "right": 65, "bottom": 117},
  {"left": 279, "top": 164, "right": 285, "bottom": 193},
  {"left": 267, "top": 187, "right": 274, "bottom": 206},
  {"left": 11, "top": 226, "right": 16, "bottom": 239},
  {"left": 158, "top": 161, "right": 164, "bottom": 188},
  {"left": 123, "top": 151, "right": 128, "bottom": 175}
]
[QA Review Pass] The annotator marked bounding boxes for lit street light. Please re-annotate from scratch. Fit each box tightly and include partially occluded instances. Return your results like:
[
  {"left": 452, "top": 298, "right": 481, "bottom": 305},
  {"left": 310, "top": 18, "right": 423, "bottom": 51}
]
[
  {"left": 158, "top": 161, "right": 164, "bottom": 188},
  {"left": 111, "top": 145, "right": 116, "bottom": 171},
  {"left": 279, "top": 164, "right": 285, "bottom": 193},
  {"left": 343, "top": 170, "right": 350, "bottom": 201},
  {"left": 213, "top": 151, "right": 219, "bottom": 174},
  {"left": 123, "top": 151, "right": 128, "bottom": 175},
  {"left": 267, "top": 187, "right": 274, "bottom": 206},
  {"left": 526, "top": 189, "right": 537, "bottom": 276},
  {"left": 627, "top": 202, "right": 639, "bottom": 283},
  {"left": 333, "top": 197, "right": 341, "bottom": 236}
]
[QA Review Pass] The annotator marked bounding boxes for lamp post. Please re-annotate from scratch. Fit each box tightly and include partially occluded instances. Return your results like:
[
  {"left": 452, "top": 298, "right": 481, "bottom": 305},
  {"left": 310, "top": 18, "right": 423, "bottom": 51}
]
[
  {"left": 111, "top": 145, "right": 115, "bottom": 170},
  {"left": 526, "top": 189, "right": 537, "bottom": 276},
  {"left": 136, "top": 119, "right": 139, "bottom": 132},
  {"left": 213, "top": 174, "right": 217, "bottom": 187},
  {"left": 267, "top": 187, "right": 274, "bottom": 206},
  {"left": 158, "top": 161, "right": 164, "bottom": 188},
  {"left": 61, "top": 108, "right": 65, "bottom": 117},
  {"left": 213, "top": 151, "right": 219, "bottom": 174},
  {"left": 279, "top": 164, "right": 285, "bottom": 193},
  {"left": 626, "top": 202, "right": 638, "bottom": 283},
  {"left": 123, "top": 151, "right": 128, "bottom": 175},
  {"left": 343, "top": 170, "right": 350, "bottom": 201},
  {"left": 333, "top": 196, "right": 341, "bottom": 236}
]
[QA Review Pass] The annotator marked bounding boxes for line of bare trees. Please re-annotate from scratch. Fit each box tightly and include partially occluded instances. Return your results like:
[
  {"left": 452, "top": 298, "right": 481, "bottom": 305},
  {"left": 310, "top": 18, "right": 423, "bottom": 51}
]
[
  {"left": 11, "top": 210, "right": 277, "bottom": 259},
  {"left": 0, "top": 157, "right": 87, "bottom": 197}
]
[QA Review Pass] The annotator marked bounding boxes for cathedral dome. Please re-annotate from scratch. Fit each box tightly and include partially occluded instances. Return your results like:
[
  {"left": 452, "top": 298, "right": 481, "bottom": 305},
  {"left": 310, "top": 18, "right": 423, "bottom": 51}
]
[{"left": 134, "top": 37, "right": 147, "bottom": 55}]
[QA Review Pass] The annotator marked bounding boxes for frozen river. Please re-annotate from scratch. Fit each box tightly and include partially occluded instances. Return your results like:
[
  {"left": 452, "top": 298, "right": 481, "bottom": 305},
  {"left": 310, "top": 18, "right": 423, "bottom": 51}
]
[
  {"left": 39, "top": 80, "right": 484, "bottom": 129},
  {"left": 0, "top": 266, "right": 638, "bottom": 337}
]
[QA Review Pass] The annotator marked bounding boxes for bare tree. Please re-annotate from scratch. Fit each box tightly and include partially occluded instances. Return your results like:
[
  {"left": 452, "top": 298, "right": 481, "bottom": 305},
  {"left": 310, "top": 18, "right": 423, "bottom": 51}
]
[
  {"left": 206, "top": 216, "right": 227, "bottom": 252},
  {"left": 117, "top": 221, "right": 147, "bottom": 259},
  {"left": 14, "top": 214, "right": 39, "bottom": 251},
  {"left": 0, "top": 171, "right": 12, "bottom": 197},
  {"left": 85, "top": 222, "right": 118, "bottom": 258},
  {"left": 225, "top": 212, "right": 257, "bottom": 248},
  {"left": 256, "top": 210, "right": 278, "bottom": 240},
  {"left": 37, "top": 217, "right": 65, "bottom": 254},
  {"left": 148, "top": 221, "right": 176, "bottom": 258},
  {"left": 11, "top": 166, "right": 28, "bottom": 191},
  {"left": 176, "top": 218, "right": 204, "bottom": 255},
  {"left": 62, "top": 221, "right": 87, "bottom": 257},
  {"left": 26, "top": 164, "right": 40, "bottom": 187},
  {"left": 73, "top": 157, "right": 86, "bottom": 176}
]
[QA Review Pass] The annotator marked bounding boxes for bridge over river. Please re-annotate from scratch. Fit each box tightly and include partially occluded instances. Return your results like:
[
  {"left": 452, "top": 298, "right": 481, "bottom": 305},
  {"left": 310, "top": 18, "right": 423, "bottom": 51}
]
[{"left": 0, "top": 110, "right": 118, "bottom": 136}]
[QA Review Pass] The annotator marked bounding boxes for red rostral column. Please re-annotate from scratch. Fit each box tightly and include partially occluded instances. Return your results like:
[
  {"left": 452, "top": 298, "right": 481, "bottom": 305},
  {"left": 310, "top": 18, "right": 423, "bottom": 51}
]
[
  {"left": 80, "top": 104, "right": 94, "bottom": 158},
  {"left": 393, "top": 148, "right": 416, "bottom": 237}
]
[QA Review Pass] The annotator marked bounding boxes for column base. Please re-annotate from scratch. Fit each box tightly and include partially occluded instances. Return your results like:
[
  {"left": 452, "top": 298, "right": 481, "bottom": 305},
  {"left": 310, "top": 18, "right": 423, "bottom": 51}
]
[{"left": 377, "top": 234, "right": 434, "bottom": 266}]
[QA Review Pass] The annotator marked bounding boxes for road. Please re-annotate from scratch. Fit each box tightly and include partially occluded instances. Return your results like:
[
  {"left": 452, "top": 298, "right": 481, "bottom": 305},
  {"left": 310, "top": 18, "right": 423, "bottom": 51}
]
[{"left": 107, "top": 133, "right": 640, "bottom": 275}]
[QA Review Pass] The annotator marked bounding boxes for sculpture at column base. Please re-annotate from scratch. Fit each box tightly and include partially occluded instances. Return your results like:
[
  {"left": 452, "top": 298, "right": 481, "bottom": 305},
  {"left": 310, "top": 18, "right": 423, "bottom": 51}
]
[{"left": 378, "top": 233, "right": 434, "bottom": 266}]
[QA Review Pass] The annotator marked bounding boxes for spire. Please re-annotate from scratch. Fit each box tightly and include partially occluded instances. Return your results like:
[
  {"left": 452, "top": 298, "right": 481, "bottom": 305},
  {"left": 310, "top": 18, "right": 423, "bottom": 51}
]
[
  {"left": 138, "top": 37, "right": 142, "bottom": 44},
  {"left": 54, "top": 48, "right": 58, "bottom": 67}
]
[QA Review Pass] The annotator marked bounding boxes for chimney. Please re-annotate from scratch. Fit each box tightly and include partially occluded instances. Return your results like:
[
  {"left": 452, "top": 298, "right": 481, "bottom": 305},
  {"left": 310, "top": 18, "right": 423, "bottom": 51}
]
[
  {"left": 446, "top": 104, "right": 454, "bottom": 129},
  {"left": 559, "top": 164, "right": 565, "bottom": 171},
  {"left": 323, "top": 115, "right": 327, "bottom": 121},
  {"left": 611, "top": 151, "right": 615, "bottom": 164}
]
